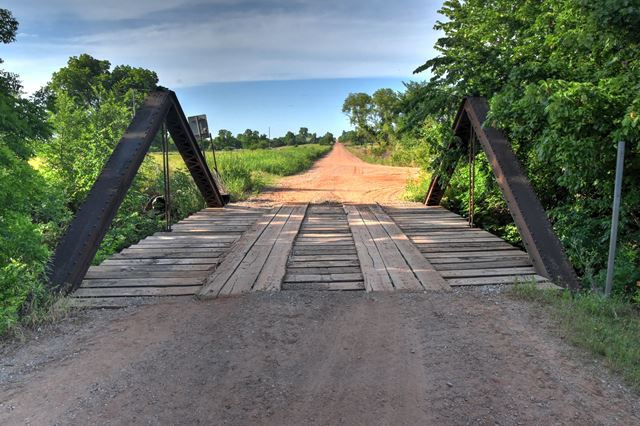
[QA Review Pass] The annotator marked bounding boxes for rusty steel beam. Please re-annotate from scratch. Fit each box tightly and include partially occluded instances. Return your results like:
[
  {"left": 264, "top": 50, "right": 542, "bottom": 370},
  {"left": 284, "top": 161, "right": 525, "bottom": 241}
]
[
  {"left": 49, "top": 88, "right": 227, "bottom": 293},
  {"left": 165, "top": 92, "right": 229, "bottom": 207},
  {"left": 425, "top": 97, "right": 580, "bottom": 289}
]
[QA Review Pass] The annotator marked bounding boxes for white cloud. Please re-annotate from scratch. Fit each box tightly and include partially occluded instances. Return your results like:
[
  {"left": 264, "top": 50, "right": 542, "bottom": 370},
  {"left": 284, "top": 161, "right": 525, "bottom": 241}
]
[{"left": 2, "top": 1, "right": 439, "bottom": 93}]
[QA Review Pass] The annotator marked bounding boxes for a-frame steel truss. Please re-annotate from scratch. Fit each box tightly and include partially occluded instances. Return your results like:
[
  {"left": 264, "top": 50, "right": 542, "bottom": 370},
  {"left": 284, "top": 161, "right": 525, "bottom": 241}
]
[
  {"left": 425, "top": 97, "right": 580, "bottom": 290},
  {"left": 49, "top": 88, "right": 228, "bottom": 294}
]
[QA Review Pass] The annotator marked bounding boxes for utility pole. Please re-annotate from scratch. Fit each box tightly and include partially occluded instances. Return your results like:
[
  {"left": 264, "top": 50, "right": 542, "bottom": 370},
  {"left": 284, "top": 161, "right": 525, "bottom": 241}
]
[{"left": 605, "top": 141, "right": 625, "bottom": 297}]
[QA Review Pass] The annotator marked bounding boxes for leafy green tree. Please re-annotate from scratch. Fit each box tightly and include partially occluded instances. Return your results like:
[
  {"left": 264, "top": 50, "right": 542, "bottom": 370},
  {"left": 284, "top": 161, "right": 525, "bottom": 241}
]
[
  {"left": 0, "top": 8, "right": 67, "bottom": 332},
  {"left": 214, "top": 129, "right": 240, "bottom": 150},
  {"left": 371, "top": 88, "right": 400, "bottom": 146},
  {"left": 283, "top": 131, "right": 296, "bottom": 146},
  {"left": 342, "top": 92, "right": 375, "bottom": 144},
  {"left": 49, "top": 54, "right": 111, "bottom": 107},
  {"left": 319, "top": 132, "right": 335, "bottom": 145},
  {"left": 412, "top": 0, "right": 640, "bottom": 293},
  {"left": 295, "top": 127, "right": 311, "bottom": 145}
]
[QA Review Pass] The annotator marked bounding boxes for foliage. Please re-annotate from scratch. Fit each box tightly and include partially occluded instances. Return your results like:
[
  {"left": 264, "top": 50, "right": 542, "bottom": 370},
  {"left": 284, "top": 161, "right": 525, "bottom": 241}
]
[
  {"left": 212, "top": 126, "right": 331, "bottom": 151},
  {"left": 0, "top": 9, "right": 68, "bottom": 333},
  {"left": 407, "top": 0, "right": 640, "bottom": 296},
  {"left": 509, "top": 283, "right": 640, "bottom": 390},
  {"left": 151, "top": 144, "right": 331, "bottom": 201},
  {"left": 342, "top": 89, "right": 401, "bottom": 147}
]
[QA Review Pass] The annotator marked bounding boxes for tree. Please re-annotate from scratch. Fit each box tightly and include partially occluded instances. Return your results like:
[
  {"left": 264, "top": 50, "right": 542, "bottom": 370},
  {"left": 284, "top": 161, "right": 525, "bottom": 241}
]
[
  {"left": 319, "top": 132, "right": 335, "bottom": 145},
  {"left": 50, "top": 54, "right": 111, "bottom": 107},
  {"left": 371, "top": 88, "right": 400, "bottom": 145},
  {"left": 342, "top": 93, "right": 375, "bottom": 144},
  {"left": 214, "top": 129, "right": 239, "bottom": 150},
  {"left": 283, "top": 131, "right": 296, "bottom": 146},
  {"left": 412, "top": 0, "right": 640, "bottom": 293},
  {"left": 296, "top": 127, "right": 310, "bottom": 145},
  {"left": 0, "top": 8, "right": 67, "bottom": 332}
]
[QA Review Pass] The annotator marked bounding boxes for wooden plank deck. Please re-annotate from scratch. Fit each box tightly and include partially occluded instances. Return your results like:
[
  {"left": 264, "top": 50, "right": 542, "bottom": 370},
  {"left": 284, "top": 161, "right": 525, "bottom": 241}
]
[
  {"left": 69, "top": 205, "right": 269, "bottom": 307},
  {"left": 284, "top": 204, "right": 365, "bottom": 291},
  {"left": 71, "top": 202, "right": 556, "bottom": 307},
  {"left": 383, "top": 204, "right": 552, "bottom": 287}
]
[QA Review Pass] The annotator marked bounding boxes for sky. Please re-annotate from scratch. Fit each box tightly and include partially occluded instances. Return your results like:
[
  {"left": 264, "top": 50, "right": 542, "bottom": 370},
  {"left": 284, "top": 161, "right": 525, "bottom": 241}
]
[{"left": 2, "top": 0, "right": 444, "bottom": 137}]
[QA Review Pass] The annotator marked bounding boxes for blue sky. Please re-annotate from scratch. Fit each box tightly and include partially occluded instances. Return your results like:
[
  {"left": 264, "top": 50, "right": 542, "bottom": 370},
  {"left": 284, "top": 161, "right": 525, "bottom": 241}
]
[{"left": 2, "top": 0, "right": 443, "bottom": 136}]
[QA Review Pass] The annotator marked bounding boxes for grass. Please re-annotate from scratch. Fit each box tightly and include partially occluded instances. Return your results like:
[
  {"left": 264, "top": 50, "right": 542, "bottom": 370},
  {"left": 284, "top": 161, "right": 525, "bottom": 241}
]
[
  {"left": 2, "top": 293, "right": 72, "bottom": 341},
  {"left": 508, "top": 282, "right": 640, "bottom": 390},
  {"left": 150, "top": 144, "right": 331, "bottom": 200},
  {"left": 402, "top": 170, "right": 431, "bottom": 202}
]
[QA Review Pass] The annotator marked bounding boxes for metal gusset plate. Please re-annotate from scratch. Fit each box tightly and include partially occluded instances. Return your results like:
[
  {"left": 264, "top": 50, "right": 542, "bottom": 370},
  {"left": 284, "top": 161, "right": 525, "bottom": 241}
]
[
  {"left": 49, "top": 89, "right": 227, "bottom": 293},
  {"left": 425, "top": 97, "right": 580, "bottom": 289}
]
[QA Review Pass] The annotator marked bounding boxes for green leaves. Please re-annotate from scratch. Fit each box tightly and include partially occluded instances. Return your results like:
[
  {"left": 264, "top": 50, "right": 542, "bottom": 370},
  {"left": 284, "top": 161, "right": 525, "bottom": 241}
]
[{"left": 411, "top": 0, "right": 640, "bottom": 293}]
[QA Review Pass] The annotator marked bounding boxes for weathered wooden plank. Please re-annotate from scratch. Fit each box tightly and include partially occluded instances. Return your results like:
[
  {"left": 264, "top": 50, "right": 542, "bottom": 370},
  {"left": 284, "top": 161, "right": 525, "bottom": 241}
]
[
  {"left": 76, "top": 285, "right": 199, "bottom": 297},
  {"left": 283, "top": 273, "right": 364, "bottom": 283},
  {"left": 89, "top": 264, "right": 213, "bottom": 272},
  {"left": 254, "top": 204, "right": 307, "bottom": 291},
  {"left": 417, "top": 242, "right": 516, "bottom": 252},
  {"left": 85, "top": 269, "right": 208, "bottom": 279},
  {"left": 198, "top": 206, "right": 282, "bottom": 298},
  {"left": 440, "top": 267, "right": 536, "bottom": 278},
  {"left": 81, "top": 277, "right": 204, "bottom": 287},
  {"left": 288, "top": 260, "right": 360, "bottom": 268},
  {"left": 447, "top": 275, "right": 545, "bottom": 286},
  {"left": 134, "top": 242, "right": 234, "bottom": 248},
  {"left": 144, "top": 234, "right": 238, "bottom": 241},
  {"left": 281, "top": 282, "right": 365, "bottom": 291},
  {"left": 435, "top": 259, "right": 533, "bottom": 270},
  {"left": 411, "top": 236, "right": 503, "bottom": 243},
  {"left": 113, "top": 250, "right": 222, "bottom": 259},
  {"left": 220, "top": 206, "right": 295, "bottom": 295},
  {"left": 290, "top": 254, "right": 359, "bottom": 262},
  {"left": 424, "top": 250, "right": 525, "bottom": 258},
  {"left": 344, "top": 204, "right": 393, "bottom": 292},
  {"left": 102, "top": 258, "right": 219, "bottom": 266},
  {"left": 358, "top": 206, "right": 422, "bottom": 291},
  {"left": 286, "top": 266, "right": 361, "bottom": 275}
]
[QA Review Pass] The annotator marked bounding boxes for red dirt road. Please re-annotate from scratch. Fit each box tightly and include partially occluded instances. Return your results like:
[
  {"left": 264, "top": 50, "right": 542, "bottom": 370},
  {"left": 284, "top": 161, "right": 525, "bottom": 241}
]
[
  {"left": 1, "top": 147, "right": 639, "bottom": 424},
  {"left": 254, "top": 142, "right": 419, "bottom": 204}
]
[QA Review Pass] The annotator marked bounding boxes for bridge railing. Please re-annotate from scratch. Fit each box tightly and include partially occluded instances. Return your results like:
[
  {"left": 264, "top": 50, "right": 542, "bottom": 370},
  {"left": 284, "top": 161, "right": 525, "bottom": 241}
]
[
  {"left": 425, "top": 97, "right": 580, "bottom": 290},
  {"left": 48, "top": 88, "right": 229, "bottom": 294}
]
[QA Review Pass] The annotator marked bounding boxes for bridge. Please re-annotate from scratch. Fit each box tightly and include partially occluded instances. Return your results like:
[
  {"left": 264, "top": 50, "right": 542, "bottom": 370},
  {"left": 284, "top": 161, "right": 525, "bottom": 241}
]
[{"left": 48, "top": 89, "right": 577, "bottom": 307}]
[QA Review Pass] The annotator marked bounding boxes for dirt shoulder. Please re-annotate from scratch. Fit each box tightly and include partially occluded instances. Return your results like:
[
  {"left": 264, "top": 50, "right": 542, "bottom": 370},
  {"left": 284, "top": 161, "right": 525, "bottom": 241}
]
[{"left": 250, "top": 142, "right": 419, "bottom": 204}]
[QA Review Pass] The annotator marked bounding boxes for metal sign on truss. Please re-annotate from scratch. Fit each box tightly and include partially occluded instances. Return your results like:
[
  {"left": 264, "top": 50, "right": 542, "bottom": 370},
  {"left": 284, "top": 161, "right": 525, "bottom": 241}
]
[
  {"left": 48, "top": 88, "right": 229, "bottom": 294},
  {"left": 425, "top": 97, "right": 580, "bottom": 290}
]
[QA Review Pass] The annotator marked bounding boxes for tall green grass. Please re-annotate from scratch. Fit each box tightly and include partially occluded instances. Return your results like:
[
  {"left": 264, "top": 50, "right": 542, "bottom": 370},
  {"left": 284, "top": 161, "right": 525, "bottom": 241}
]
[{"left": 151, "top": 144, "right": 330, "bottom": 201}]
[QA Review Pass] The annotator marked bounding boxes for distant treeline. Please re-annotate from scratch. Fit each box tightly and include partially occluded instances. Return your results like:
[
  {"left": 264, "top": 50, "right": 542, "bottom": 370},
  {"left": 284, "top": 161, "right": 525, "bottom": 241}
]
[{"left": 209, "top": 128, "right": 335, "bottom": 151}]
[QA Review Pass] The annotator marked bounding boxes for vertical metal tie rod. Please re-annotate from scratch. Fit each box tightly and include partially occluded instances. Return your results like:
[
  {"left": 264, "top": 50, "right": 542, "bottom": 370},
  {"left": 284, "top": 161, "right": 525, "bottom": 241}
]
[
  {"left": 162, "top": 121, "right": 172, "bottom": 232},
  {"left": 468, "top": 126, "right": 476, "bottom": 228}
]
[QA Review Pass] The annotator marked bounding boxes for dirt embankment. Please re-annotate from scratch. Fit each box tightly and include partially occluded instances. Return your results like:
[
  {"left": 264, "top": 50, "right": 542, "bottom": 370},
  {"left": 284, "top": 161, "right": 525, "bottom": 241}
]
[{"left": 252, "top": 142, "right": 419, "bottom": 204}]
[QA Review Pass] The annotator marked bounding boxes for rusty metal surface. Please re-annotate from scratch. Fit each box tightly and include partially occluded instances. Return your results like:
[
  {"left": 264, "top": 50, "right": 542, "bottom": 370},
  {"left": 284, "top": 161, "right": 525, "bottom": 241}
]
[
  {"left": 165, "top": 92, "right": 227, "bottom": 206},
  {"left": 425, "top": 97, "right": 580, "bottom": 289},
  {"left": 49, "top": 89, "right": 227, "bottom": 293}
]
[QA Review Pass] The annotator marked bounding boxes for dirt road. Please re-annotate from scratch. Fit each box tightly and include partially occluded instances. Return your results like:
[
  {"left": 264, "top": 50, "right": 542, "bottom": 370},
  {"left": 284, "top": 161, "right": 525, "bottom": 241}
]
[
  {"left": 1, "top": 147, "right": 639, "bottom": 424},
  {"left": 254, "top": 142, "right": 419, "bottom": 204},
  {"left": 2, "top": 291, "right": 638, "bottom": 425}
]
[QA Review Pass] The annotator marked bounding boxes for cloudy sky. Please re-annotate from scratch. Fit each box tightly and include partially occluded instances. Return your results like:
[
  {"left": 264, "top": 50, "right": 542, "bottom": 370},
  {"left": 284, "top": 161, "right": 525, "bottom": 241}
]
[{"left": 3, "top": 0, "right": 442, "bottom": 136}]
